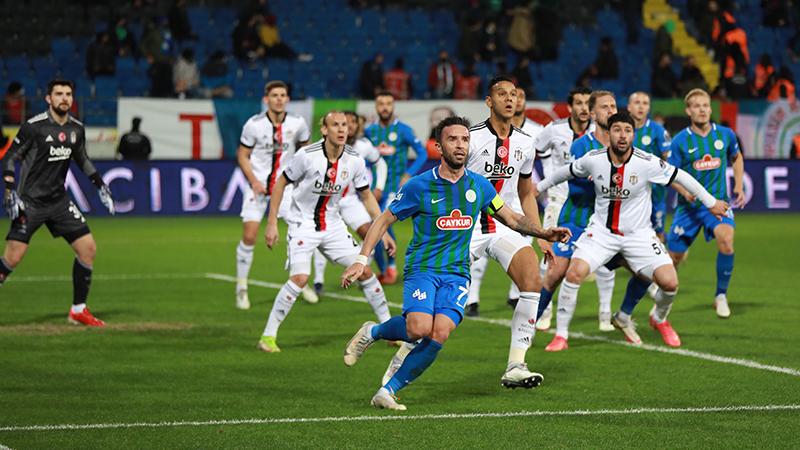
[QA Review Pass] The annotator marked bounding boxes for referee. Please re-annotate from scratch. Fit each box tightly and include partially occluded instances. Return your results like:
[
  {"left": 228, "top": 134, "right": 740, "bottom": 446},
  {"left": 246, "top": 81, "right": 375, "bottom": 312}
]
[{"left": 1, "top": 79, "right": 115, "bottom": 326}]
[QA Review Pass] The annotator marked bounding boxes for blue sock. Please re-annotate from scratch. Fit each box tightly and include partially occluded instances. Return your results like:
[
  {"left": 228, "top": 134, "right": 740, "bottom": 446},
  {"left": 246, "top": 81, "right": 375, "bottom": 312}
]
[
  {"left": 716, "top": 252, "right": 734, "bottom": 296},
  {"left": 620, "top": 276, "right": 651, "bottom": 315},
  {"left": 386, "top": 226, "right": 397, "bottom": 267},
  {"left": 385, "top": 338, "right": 442, "bottom": 394},
  {"left": 370, "top": 316, "right": 410, "bottom": 342},
  {"left": 537, "top": 287, "right": 553, "bottom": 320}
]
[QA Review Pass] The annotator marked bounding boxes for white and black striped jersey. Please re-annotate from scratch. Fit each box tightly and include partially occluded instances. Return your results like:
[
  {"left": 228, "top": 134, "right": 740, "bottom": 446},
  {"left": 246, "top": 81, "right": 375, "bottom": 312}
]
[
  {"left": 282, "top": 139, "right": 371, "bottom": 231},
  {"left": 239, "top": 112, "right": 310, "bottom": 195}
]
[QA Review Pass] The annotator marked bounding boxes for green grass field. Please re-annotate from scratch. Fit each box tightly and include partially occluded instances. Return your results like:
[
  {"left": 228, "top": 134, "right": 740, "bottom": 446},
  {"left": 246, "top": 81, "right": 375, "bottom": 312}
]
[{"left": 1, "top": 214, "right": 799, "bottom": 449}]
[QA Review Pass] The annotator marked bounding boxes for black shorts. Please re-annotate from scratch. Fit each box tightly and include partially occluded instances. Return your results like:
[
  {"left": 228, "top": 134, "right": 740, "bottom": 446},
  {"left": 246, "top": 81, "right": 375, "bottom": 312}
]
[{"left": 6, "top": 197, "right": 91, "bottom": 244}]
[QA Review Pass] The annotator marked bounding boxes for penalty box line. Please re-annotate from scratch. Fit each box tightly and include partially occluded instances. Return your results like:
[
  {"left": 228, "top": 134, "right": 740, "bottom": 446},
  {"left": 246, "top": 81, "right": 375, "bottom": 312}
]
[
  {"left": 204, "top": 273, "right": 800, "bottom": 378},
  {"left": 1, "top": 404, "right": 799, "bottom": 432}
]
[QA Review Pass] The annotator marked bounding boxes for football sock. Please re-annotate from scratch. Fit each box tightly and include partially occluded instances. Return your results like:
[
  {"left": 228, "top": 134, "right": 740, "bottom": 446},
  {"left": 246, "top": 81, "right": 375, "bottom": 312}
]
[
  {"left": 359, "top": 275, "right": 391, "bottom": 322},
  {"left": 312, "top": 249, "right": 326, "bottom": 285},
  {"left": 72, "top": 258, "right": 92, "bottom": 306},
  {"left": 555, "top": 281, "right": 580, "bottom": 339},
  {"left": 716, "top": 252, "right": 734, "bottom": 296},
  {"left": 539, "top": 259, "right": 547, "bottom": 281},
  {"left": 0, "top": 257, "right": 13, "bottom": 285},
  {"left": 653, "top": 289, "right": 677, "bottom": 323},
  {"left": 235, "top": 241, "right": 254, "bottom": 292},
  {"left": 262, "top": 280, "right": 301, "bottom": 337},
  {"left": 508, "top": 291, "right": 539, "bottom": 364},
  {"left": 595, "top": 266, "right": 615, "bottom": 314},
  {"left": 620, "top": 276, "right": 651, "bottom": 315},
  {"left": 537, "top": 287, "right": 553, "bottom": 320},
  {"left": 384, "top": 337, "right": 442, "bottom": 394},
  {"left": 467, "top": 257, "right": 488, "bottom": 306},
  {"left": 507, "top": 282, "right": 520, "bottom": 301},
  {"left": 370, "top": 315, "right": 410, "bottom": 342},
  {"left": 71, "top": 303, "right": 87, "bottom": 314}
]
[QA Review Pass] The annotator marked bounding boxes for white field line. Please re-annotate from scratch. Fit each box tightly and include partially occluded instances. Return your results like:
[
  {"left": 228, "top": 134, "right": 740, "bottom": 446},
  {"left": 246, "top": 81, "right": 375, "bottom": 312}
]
[
  {"left": 10, "top": 273, "right": 207, "bottom": 282},
  {"left": 1, "top": 404, "right": 799, "bottom": 432},
  {"left": 205, "top": 273, "right": 800, "bottom": 378}
]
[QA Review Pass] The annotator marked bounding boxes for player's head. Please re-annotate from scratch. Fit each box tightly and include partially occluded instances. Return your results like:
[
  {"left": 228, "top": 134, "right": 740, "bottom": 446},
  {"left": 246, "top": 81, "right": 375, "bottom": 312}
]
[
  {"left": 607, "top": 111, "right": 635, "bottom": 156},
  {"left": 684, "top": 88, "right": 712, "bottom": 127},
  {"left": 264, "top": 81, "right": 289, "bottom": 114},
  {"left": 589, "top": 90, "right": 617, "bottom": 130},
  {"left": 434, "top": 116, "right": 471, "bottom": 170},
  {"left": 627, "top": 91, "right": 651, "bottom": 124},
  {"left": 321, "top": 111, "right": 348, "bottom": 147},
  {"left": 46, "top": 79, "right": 74, "bottom": 117},
  {"left": 567, "top": 87, "right": 592, "bottom": 124},
  {"left": 375, "top": 90, "right": 395, "bottom": 122},
  {"left": 343, "top": 110, "right": 359, "bottom": 138},
  {"left": 514, "top": 87, "right": 527, "bottom": 116},
  {"left": 485, "top": 76, "right": 517, "bottom": 121}
]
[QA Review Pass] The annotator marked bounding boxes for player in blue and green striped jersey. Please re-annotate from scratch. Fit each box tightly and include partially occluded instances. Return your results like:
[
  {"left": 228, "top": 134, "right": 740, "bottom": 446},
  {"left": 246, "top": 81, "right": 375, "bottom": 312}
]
[
  {"left": 628, "top": 91, "right": 672, "bottom": 239},
  {"left": 667, "top": 88, "right": 746, "bottom": 318},
  {"left": 340, "top": 117, "right": 570, "bottom": 411},
  {"left": 364, "top": 91, "right": 428, "bottom": 284}
]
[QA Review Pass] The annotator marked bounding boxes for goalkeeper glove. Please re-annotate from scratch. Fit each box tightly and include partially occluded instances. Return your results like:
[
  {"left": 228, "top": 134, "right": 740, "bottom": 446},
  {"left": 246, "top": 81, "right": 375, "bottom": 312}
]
[
  {"left": 98, "top": 184, "right": 115, "bottom": 215},
  {"left": 3, "top": 179, "right": 22, "bottom": 220}
]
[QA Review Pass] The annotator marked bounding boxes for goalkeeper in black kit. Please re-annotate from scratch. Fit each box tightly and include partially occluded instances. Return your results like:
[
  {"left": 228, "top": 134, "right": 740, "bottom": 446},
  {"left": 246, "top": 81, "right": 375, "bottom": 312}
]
[{"left": 1, "top": 79, "right": 115, "bottom": 326}]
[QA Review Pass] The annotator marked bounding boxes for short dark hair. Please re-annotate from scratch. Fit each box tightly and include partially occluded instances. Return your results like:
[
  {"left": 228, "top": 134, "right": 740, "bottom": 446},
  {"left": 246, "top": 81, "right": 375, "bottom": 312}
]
[
  {"left": 47, "top": 79, "right": 75, "bottom": 96},
  {"left": 264, "top": 80, "right": 288, "bottom": 95},
  {"left": 434, "top": 116, "right": 471, "bottom": 145},
  {"left": 375, "top": 90, "right": 394, "bottom": 99},
  {"left": 487, "top": 75, "right": 515, "bottom": 94},
  {"left": 343, "top": 110, "right": 358, "bottom": 119},
  {"left": 607, "top": 111, "right": 635, "bottom": 130},
  {"left": 567, "top": 87, "right": 592, "bottom": 105}
]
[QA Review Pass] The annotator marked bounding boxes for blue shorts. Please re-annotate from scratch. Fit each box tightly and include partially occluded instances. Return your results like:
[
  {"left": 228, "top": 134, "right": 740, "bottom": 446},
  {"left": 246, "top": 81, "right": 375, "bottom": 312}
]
[
  {"left": 667, "top": 206, "right": 735, "bottom": 253},
  {"left": 651, "top": 200, "right": 667, "bottom": 234},
  {"left": 402, "top": 272, "right": 471, "bottom": 326},
  {"left": 552, "top": 222, "right": 586, "bottom": 259}
]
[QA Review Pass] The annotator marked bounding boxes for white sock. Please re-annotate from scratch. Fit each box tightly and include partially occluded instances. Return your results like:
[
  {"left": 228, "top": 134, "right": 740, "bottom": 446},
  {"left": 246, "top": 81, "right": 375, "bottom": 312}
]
[
  {"left": 263, "top": 280, "right": 302, "bottom": 337},
  {"left": 617, "top": 311, "right": 631, "bottom": 323},
  {"left": 312, "top": 249, "right": 327, "bottom": 285},
  {"left": 71, "top": 303, "right": 87, "bottom": 313},
  {"left": 653, "top": 289, "right": 677, "bottom": 323},
  {"left": 467, "top": 257, "right": 488, "bottom": 306},
  {"left": 595, "top": 266, "right": 615, "bottom": 314},
  {"left": 360, "top": 275, "right": 391, "bottom": 322},
  {"left": 236, "top": 241, "right": 255, "bottom": 292},
  {"left": 507, "top": 282, "right": 520, "bottom": 301},
  {"left": 509, "top": 291, "right": 540, "bottom": 364},
  {"left": 539, "top": 259, "right": 548, "bottom": 279},
  {"left": 555, "top": 281, "right": 580, "bottom": 339}
]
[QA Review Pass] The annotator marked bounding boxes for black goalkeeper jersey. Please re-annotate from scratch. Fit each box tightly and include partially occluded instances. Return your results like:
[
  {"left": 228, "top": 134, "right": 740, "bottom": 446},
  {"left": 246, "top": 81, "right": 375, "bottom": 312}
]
[{"left": 2, "top": 111, "right": 97, "bottom": 206}]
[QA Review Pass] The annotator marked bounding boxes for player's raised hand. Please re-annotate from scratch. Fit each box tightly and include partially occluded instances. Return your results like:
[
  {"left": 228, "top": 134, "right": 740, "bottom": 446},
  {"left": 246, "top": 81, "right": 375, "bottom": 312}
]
[
  {"left": 341, "top": 263, "right": 365, "bottom": 289},
  {"left": 382, "top": 234, "right": 396, "bottom": 257},
  {"left": 98, "top": 185, "right": 115, "bottom": 215},
  {"left": 732, "top": 184, "right": 746, "bottom": 209},
  {"left": 537, "top": 238, "right": 554, "bottom": 264},
  {"left": 709, "top": 200, "right": 730, "bottom": 221},
  {"left": 265, "top": 223, "right": 280, "bottom": 249},
  {"left": 252, "top": 180, "right": 268, "bottom": 196},
  {"left": 542, "top": 226, "right": 572, "bottom": 243}
]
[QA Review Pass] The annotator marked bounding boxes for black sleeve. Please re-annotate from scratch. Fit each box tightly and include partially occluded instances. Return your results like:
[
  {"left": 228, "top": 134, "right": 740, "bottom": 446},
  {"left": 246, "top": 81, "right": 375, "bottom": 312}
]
[
  {"left": 2, "top": 122, "right": 34, "bottom": 178},
  {"left": 72, "top": 128, "right": 98, "bottom": 178}
]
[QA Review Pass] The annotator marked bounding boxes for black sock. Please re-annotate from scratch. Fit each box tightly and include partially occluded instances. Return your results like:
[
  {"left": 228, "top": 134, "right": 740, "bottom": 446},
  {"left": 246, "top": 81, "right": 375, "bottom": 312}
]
[
  {"left": 73, "top": 258, "right": 93, "bottom": 305},
  {"left": 0, "top": 258, "right": 12, "bottom": 285}
]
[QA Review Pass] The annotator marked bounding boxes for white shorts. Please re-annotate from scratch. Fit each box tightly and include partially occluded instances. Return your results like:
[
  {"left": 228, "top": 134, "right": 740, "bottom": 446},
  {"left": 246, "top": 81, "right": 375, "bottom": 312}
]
[
  {"left": 470, "top": 227, "right": 532, "bottom": 272},
  {"left": 339, "top": 194, "right": 371, "bottom": 231},
  {"left": 286, "top": 224, "right": 361, "bottom": 276},
  {"left": 542, "top": 194, "right": 565, "bottom": 229},
  {"left": 572, "top": 226, "right": 672, "bottom": 279},
  {"left": 240, "top": 185, "right": 293, "bottom": 222}
]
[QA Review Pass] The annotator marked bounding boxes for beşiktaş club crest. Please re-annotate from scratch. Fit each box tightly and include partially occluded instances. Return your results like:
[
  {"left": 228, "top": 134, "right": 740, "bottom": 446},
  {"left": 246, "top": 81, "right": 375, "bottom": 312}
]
[
  {"left": 629, "top": 174, "right": 639, "bottom": 185},
  {"left": 339, "top": 170, "right": 349, "bottom": 181},
  {"left": 514, "top": 147, "right": 523, "bottom": 161},
  {"left": 70, "top": 131, "right": 77, "bottom": 144},
  {"left": 436, "top": 209, "right": 473, "bottom": 230}
]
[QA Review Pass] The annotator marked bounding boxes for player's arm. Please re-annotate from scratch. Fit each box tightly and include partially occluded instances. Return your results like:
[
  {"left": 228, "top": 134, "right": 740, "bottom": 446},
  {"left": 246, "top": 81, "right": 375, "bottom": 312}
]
[
  {"left": 402, "top": 126, "right": 427, "bottom": 184},
  {"left": 490, "top": 195, "right": 571, "bottom": 243},
  {"left": 531, "top": 163, "right": 579, "bottom": 198},
  {"left": 73, "top": 129, "right": 115, "bottom": 215},
  {"left": 730, "top": 151, "right": 745, "bottom": 208},
  {"left": 1, "top": 125, "right": 33, "bottom": 220},
  {"left": 357, "top": 184, "right": 396, "bottom": 255},
  {"left": 237, "top": 144, "right": 266, "bottom": 195},
  {"left": 365, "top": 143, "right": 388, "bottom": 200},
  {"left": 341, "top": 209, "right": 398, "bottom": 288},
  {"left": 518, "top": 161, "right": 554, "bottom": 261},
  {"left": 264, "top": 173, "right": 289, "bottom": 249},
  {"left": 672, "top": 169, "right": 729, "bottom": 219}
]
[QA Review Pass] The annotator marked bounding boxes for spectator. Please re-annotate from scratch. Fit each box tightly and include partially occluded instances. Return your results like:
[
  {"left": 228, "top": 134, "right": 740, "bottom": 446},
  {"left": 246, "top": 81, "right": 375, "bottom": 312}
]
[
  {"left": 533, "top": 3, "right": 560, "bottom": 60},
  {"left": 593, "top": 37, "right": 619, "bottom": 79},
  {"left": 117, "top": 117, "right": 152, "bottom": 160},
  {"left": 620, "top": 0, "right": 642, "bottom": 44},
  {"left": 507, "top": 5, "right": 535, "bottom": 58},
  {"left": 358, "top": 53, "right": 384, "bottom": 99},
  {"left": 86, "top": 32, "right": 117, "bottom": 79},
  {"left": 752, "top": 54, "right": 776, "bottom": 98},
  {"left": 383, "top": 58, "right": 412, "bottom": 100},
  {"left": 511, "top": 56, "right": 534, "bottom": 97},
  {"left": 174, "top": 49, "right": 201, "bottom": 98},
  {"left": 428, "top": 50, "right": 459, "bottom": 99},
  {"left": 654, "top": 21, "right": 674, "bottom": 59},
  {"left": 767, "top": 66, "right": 797, "bottom": 102},
  {"left": 3, "top": 82, "right": 26, "bottom": 125},
  {"left": 259, "top": 14, "right": 308, "bottom": 61},
  {"left": 720, "top": 23, "right": 750, "bottom": 91},
  {"left": 168, "top": 0, "right": 196, "bottom": 42},
  {"left": 148, "top": 57, "right": 175, "bottom": 97},
  {"left": 201, "top": 51, "right": 234, "bottom": 98},
  {"left": 111, "top": 17, "right": 138, "bottom": 57},
  {"left": 454, "top": 61, "right": 481, "bottom": 99},
  {"left": 232, "top": 13, "right": 265, "bottom": 63},
  {"left": 576, "top": 63, "right": 597, "bottom": 88},
  {"left": 481, "top": 19, "right": 502, "bottom": 62},
  {"left": 679, "top": 55, "right": 709, "bottom": 93},
  {"left": 652, "top": 53, "right": 679, "bottom": 97},
  {"left": 694, "top": 0, "right": 719, "bottom": 47},
  {"left": 457, "top": 16, "right": 483, "bottom": 64},
  {"left": 140, "top": 19, "right": 168, "bottom": 62}
]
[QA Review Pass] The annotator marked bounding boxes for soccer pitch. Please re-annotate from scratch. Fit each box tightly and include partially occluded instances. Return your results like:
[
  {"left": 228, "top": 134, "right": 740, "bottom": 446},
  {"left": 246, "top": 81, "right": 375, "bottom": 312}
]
[{"left": 1, "top": 215, "right": 799, "bottom": 449}]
